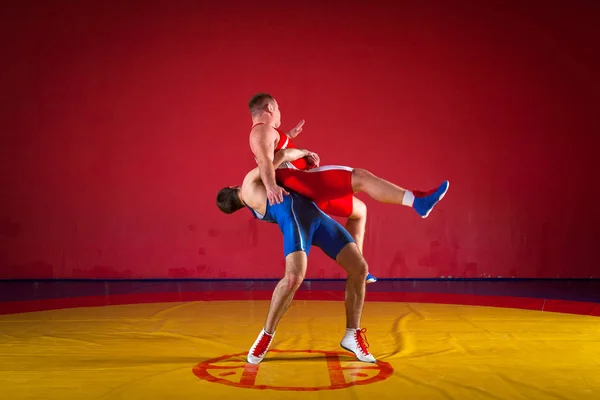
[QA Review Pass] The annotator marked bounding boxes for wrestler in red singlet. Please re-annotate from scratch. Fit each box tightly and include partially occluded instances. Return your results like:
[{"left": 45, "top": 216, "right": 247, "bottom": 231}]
[{"left": 251, "top": 122, "right": 355, "bottom": 218}]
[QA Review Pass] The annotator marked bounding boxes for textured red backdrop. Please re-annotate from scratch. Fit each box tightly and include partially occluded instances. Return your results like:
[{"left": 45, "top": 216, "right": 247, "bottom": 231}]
[{"left": 1, "top": 1, "right": 598, "bottom": 279}]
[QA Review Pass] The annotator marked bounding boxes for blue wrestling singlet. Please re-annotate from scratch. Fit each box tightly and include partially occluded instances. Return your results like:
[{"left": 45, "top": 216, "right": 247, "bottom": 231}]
[{"left": 245, "top": 192, "right": 354, "bottom": 259}]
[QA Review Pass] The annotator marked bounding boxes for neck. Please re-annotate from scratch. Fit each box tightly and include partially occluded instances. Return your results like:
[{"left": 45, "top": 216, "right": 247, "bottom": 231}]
[
  {"left": 252, "top": 117, "right": 274, "bottom": 127},
  {"left": 235, "top": 190, "right": 245, "bottom": 207}
]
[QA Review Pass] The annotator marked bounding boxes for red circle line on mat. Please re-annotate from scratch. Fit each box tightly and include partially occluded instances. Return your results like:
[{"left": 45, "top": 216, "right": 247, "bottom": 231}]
[{"left": 192, "top": 349, "right": 394, "bottom": 391}]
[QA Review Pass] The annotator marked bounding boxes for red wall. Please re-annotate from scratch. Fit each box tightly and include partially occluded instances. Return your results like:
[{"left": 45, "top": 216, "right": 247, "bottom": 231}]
[{"left": 1, "top": 1, "right": 598, "bottom": 279}]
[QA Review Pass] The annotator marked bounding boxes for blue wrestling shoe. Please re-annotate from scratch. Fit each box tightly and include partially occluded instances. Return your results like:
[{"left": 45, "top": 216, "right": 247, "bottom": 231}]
[
  {"left": 366, "top": 273, "right": 377, "bottom": 284},
  {"left": 413, "top": 180, "right": 450, "bottom": 218}
]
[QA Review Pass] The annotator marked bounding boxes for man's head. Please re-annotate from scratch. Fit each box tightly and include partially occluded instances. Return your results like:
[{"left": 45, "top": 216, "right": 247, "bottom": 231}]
[
  {"left": 216, "top": 186, "right": 244, "bottom": 214},
  {"left": 248, "top": 93, "right": 281, "bottom": 128}
]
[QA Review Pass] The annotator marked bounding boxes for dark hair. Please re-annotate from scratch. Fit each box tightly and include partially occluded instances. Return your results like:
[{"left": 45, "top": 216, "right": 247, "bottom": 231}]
[
  {"left": 248, "top": 93, "right": 274, "bottom": 116},
  {"left": 216, "top": 187, "right": 244, "bottom": 214}
]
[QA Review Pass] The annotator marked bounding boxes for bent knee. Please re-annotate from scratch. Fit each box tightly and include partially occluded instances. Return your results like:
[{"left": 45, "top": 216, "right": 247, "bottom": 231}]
[
  {"left": 285, "top": 273, "right": 305, "bottom": 291},
  {"left": 351, "top": 168, "right": 373, "bottom": 192},
  {"left": 358, "top": 261, "right": 369, "bottom": 279},
  {"left": 349, "top": 197, "right": 367, "bottom": 220},
  {"left": 348, "top": 258, "right": 369, "bottom": 280}
]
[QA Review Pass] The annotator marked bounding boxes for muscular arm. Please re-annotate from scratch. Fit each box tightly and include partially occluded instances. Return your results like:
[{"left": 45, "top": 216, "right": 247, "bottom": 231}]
[
  {"left": 243, "top": 148, "right": 309, "bottom": 186},
  {"left": 274, "top": 148, "right": 309, "bottom": 169},
  {"left": 240, "top": 148, "right": 311, "bottom": 210},
  {"left": 249, "top": 126, "right": 278, "bottom": 190}
]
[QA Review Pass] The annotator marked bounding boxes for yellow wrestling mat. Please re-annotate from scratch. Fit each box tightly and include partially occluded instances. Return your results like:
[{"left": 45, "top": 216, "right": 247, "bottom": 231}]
[{"left": 1, "top": 300, "right": 599, "bottom": 399}]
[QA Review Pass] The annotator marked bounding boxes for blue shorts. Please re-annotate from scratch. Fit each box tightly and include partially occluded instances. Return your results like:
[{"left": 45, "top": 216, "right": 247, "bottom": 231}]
[{"left": 248, "top": 192, "right": 355, "bottom": 260}]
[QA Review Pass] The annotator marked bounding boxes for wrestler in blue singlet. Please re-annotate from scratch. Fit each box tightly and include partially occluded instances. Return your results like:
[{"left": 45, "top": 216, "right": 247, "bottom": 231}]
[{"left": 245, "top": 191, "right": 354, "bottom": 259}]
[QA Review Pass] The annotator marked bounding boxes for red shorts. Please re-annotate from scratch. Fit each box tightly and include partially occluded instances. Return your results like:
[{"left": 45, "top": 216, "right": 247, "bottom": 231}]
[
  {"left": 313, "top": 196, "right": 354, "bottom": 218},
  {"left": 275, "top": 166, "right": 355, "bottom": 218}
]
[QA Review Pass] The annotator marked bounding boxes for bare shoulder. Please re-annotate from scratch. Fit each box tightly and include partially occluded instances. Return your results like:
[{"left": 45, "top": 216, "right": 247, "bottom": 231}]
[
  {"left": 250, "top": 124, "right": 278, "bottom": 142},
  {"left": 241, "top": 176, "right": 266, "bottom": 213}
]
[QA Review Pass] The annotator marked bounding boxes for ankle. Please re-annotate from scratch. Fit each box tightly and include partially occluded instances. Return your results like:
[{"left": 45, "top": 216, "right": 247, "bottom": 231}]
[
  {"left": 263, "top": 328, "right": 275, "bottom": 336},
  {"left": 402, "top": 190, "right": 414, "bottom": 207}
]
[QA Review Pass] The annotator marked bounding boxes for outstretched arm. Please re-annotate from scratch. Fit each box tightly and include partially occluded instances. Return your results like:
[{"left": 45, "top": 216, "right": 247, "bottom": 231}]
[
  {"left": 274, "top": 148, "right": 312, "bottom": 168},
  {"left": 243, "top": 148, "right": 314, "bottom": 186}
]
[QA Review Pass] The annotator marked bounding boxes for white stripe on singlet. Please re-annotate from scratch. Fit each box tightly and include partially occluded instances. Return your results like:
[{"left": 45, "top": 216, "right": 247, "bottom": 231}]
[
  {"left": 289, "top": 195, "right": 305, "bottom": 251},
  {"left": 297, "top": 165, "right": 353, "bottom": 172}
]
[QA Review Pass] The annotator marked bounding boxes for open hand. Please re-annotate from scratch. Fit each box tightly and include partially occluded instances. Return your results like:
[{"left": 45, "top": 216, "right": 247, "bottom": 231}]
[
  {"left": 287, "top": 120, "right": 305, "bottom": 139},
  {"left": 266, "top": 184, "right": 289, "bottom": 204}
]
